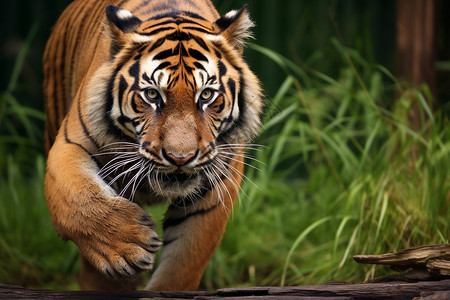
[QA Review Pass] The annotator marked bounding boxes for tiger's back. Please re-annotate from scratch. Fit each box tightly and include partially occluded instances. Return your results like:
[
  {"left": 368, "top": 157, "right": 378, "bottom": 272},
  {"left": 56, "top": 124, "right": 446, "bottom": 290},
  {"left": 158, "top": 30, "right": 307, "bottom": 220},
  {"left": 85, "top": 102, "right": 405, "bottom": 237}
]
[{"left": 44, "top": 0, "right": 262, "bottom": 291}]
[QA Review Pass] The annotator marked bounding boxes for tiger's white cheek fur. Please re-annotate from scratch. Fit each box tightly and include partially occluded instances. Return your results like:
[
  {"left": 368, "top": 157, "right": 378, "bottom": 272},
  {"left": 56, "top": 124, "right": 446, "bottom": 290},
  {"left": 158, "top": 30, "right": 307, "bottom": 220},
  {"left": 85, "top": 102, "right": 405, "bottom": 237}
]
[
  {"left": 141, "top": 56, "right": 171, "bottom": 88},
  {"left": 86, "top": 65, "right": 121, "bottom": 146}
]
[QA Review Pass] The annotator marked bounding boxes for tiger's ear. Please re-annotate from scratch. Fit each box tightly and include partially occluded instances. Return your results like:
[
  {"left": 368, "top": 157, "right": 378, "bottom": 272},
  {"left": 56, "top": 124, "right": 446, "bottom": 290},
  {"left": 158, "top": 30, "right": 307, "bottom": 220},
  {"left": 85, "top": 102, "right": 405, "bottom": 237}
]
[
  {"left": 214, "top": 5, "right": 254, "bottom": 53},
  {"left": 105, "top": 5, "right": 145, "bottom": 56},
  {"left": 106, "top": 5, "right": 142, "bottom": 33}
]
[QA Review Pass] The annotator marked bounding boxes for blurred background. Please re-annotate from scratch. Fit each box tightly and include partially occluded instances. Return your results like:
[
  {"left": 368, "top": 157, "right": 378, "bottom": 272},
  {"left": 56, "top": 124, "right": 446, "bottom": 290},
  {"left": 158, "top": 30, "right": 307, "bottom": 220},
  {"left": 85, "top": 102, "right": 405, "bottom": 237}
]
[{"left": 0, "top": 0, "right": 449, "bottom": 291}]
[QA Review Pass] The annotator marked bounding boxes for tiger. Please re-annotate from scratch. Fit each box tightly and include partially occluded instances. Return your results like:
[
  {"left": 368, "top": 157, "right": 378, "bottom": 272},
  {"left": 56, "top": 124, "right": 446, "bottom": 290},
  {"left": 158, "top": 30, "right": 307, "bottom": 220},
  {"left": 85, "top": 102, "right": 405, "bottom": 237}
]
[{"left": 43, "top": 0, "right": 262, "bottom": 292}]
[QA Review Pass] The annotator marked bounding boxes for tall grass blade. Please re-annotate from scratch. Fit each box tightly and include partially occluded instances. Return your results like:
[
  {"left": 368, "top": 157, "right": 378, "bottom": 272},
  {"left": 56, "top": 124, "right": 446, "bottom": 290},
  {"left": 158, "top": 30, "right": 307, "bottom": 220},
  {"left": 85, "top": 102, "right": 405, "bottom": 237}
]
[
  {"left": 281, "top": 217, "right": 332, "bottom": 286},
  {"left": 7, "top": 23, "right": 39, "bottom": 93}
]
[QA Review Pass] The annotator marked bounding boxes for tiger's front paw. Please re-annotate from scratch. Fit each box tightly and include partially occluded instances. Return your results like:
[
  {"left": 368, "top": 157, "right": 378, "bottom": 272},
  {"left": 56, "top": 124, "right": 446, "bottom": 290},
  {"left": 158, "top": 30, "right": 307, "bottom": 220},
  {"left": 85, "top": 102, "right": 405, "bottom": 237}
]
[{"left": 74, "top": 200, "right": 162, "bottom": 279}]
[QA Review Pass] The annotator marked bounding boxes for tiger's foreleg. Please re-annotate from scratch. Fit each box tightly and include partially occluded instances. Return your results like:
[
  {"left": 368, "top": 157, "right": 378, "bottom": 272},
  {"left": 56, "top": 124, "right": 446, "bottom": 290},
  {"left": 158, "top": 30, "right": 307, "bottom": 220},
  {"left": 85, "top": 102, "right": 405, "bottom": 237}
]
[
  {"left": 146, "top": 155, "right": 244, "bottom": 291},
  {"left": 44, "top": 128, "right": 162, "bottom": 290}
]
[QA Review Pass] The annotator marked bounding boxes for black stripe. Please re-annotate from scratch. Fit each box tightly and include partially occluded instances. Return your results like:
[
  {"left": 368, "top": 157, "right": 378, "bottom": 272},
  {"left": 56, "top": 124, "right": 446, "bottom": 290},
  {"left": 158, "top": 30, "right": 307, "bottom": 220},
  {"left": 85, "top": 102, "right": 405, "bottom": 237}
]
[
  {"left": 154, "top": 48, "right": 175, "bottom": 60},
  {"left": 60, "top": 20, "right": 67, "bottom": 121},
  {"left": 192, "top": 35, "right": 210, "bottom": 52},
  {"left": 163, "top": 238, "right": 176, "bottom": 246},
  {"left": 183, "top": 26, "right": 215, "bottom": 35},
  {"left": 117, "top": 115, "right": 135, "bottom": 135},
  {"left": 118, "top": 75, "right": 129, "bottom": 107},
  {"left": 191, "top": 72, "right": 198, "bottom": 90},
  {"left": 227, "top": 78, "right": 236, "bottom": 118},
  {"left": 129, "top": 61, "right": 140, "bottom": 77},
  {"left": 212, "top": 41, "right": 226, "bottom": 57},
  {"left": 141, "top": 19, "right": 175, "bottom": 31},
  {"left": 217, "top": 72, "right": 246, "bottom": 142},
  {"left": 211, "top": 122, "right": 219, "bottom": 131},
  {"left": 173, "top": 43, "right": 180, "bottom": 56},
  {"left": 51, "top": 31, "right": 62, "bottom": 139},
  {"left": 199, "top": 71, "right": 205, "bottom": 86},
  {"left": 128, "top": 61, "right": 140, "bottom": 91},
  {"left": 147, "top": 11, "right": 207, "bottom": 22},
  {"left": 215, "top": 98, "right": 225, "bottom": 114},
  {"left": 141, "top": 18, "right": 211, "bottom": 32},
  {"left": 141, "top": 26, "right": 174, "bottom": 36},
  {"left": 106, "top": 66, "right": 128, "bottom": 138},
  {"left": 199, "top": 148, "right": 213, "bottom": 160},
  {"left": 63, "top": 117, "right": 102, "bottom": 170},
  {"left": 132, "top": 116, "right": 146, "bottom": 135},
  {"left": 166, "top": 31, "right": 191, "bottom": 41},
  {"left": 214, "top": 48, "right": 222, "bottom": 59},
  {"left": 77, "top": 96, "right": 100, "bottom": 149},
  {"left": 149, "top": 38, "right": 165, "bottom": 53},
  {"left": 194, "top": 62, "right": 206, "bottom": 71},
  {"left": 209, "top": 126, "right": 217, "bottom": 137},
  {"left": 163, "top": 204, "right": 218, "bottom": 231},
  {"left": 142, "top": 72, "right": 151, "bottom": 83},
  {"left": 168, "top": 74, "right": 179, "bottom": 89},
  {"left": 185, "top": 75, "right": 195, "bottom": 90},
  {"left": 136, "top": 44, "right": 148, "bottom": 54},
  {"left": 189, "top": 48, "right": 208, "bottom": 62},
  {"left": 218, "top": 60, "right": 227, "bottom": 77},
  {"left": 179, "top": 43, "right": 188, "bottom": 56},
  {"left": 207, "top": 75, "right": 217, "bottom": 85},
  {"left": 150, "top": 62, "right": 171, "bottom": 83}
]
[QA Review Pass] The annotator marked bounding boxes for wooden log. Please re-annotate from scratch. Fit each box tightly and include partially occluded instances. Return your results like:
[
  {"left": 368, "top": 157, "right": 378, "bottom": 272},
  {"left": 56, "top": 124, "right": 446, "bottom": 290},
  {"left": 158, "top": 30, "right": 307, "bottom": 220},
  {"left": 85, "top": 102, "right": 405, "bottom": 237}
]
[
  {"left": 427, "top": 259, "right": 450, "bottom": 276},
  {"left": 0, "top": 284, "right": 212, "bottom": 300},
  {"left": 215, "top": 281, "right": 450, "bottom": 299},
  {"left": 353, "top": 244, "right": 450, "bottom": 283},
  {"left": 1, "top": 280, "right": 449, "bottom": 299},
  {"left": 353, "top": 244, "right": 450, "bottom": 273},
  {"left": 419, "top": 291, "right": 450, "bottom": 300},
  {"left": 2, "top": 245, "right": 448, "bottom": 299}
]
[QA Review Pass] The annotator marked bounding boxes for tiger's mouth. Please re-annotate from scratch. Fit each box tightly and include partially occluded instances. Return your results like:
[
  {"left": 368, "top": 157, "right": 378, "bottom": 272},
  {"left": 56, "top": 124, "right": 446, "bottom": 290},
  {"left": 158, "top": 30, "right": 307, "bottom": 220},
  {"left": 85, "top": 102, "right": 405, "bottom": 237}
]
[
  {"left": 160, "top": 171, "right": 198, "bottom": 184},
  {"left": 149, "top": 170, "right": 202, "bottom": 197}
]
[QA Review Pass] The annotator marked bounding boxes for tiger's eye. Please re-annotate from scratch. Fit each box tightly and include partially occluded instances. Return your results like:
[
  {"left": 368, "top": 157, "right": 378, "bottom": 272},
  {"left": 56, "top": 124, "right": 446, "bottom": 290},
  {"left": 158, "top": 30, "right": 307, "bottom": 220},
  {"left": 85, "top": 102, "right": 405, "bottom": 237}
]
[
  {"left": 145, "top": 89, "right": 159, "bottom": 100},
  {"left": 200, "top": 89, "right": 213, "bottom": 101}
]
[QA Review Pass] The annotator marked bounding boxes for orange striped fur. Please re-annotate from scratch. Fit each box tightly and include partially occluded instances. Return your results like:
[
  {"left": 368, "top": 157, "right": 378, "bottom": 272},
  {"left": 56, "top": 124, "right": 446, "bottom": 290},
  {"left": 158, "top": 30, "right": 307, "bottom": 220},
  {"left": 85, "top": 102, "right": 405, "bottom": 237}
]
[{"left": 43, "top": 0, "right": 262, "bottom": 291}]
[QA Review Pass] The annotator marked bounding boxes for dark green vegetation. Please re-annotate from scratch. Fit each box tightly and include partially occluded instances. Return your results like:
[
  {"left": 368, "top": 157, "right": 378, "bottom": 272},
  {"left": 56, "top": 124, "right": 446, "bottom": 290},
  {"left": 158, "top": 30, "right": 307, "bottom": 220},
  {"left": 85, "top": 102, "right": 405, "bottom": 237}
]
[
  {"left": 203, "top": 42, "right": 449, "bottom": 288},
  {"left": 1, "top": 0, "right": 448, "bottom": 291}
]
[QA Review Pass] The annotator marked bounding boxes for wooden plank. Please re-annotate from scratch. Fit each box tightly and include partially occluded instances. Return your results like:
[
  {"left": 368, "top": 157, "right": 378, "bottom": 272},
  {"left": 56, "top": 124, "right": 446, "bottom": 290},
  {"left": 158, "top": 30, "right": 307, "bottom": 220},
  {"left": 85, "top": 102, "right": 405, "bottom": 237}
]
[
  {"left": 216, "top": 280, "right": 450, "bottom": 298},
  {"left": 0, "top": 284, "right": 212, "bottom": 300},
  {"left": 1, "top": 280, "right": 449, "bottom": 299}
]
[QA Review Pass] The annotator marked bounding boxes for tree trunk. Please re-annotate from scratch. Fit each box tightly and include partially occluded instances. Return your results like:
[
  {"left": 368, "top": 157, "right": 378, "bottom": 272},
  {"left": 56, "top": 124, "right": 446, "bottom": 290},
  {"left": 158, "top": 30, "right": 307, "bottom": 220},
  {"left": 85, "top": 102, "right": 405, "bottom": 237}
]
[{"left": 395, "top": 0, "right": 437, "bottom": 129}]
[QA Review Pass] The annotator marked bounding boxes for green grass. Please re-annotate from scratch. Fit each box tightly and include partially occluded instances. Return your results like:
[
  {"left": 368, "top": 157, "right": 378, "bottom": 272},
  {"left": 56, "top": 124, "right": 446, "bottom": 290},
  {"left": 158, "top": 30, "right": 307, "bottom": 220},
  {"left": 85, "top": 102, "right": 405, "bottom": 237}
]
[
  {"left": 202, "top": 41, "right": 449, "bottom": 289},
  {"left": 0, "top": 36, "right": 448, "bottom": 290},
  {"left": 0, "top": 24, "right": 79, "bottom": 289}
]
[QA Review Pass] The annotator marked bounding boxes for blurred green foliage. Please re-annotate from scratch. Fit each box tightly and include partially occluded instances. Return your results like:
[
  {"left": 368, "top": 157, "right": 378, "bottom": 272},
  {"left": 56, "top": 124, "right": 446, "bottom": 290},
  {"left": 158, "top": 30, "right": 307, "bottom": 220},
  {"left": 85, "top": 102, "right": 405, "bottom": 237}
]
[{"left": 216, "top": 0, "right": 396, "bottom": 96}]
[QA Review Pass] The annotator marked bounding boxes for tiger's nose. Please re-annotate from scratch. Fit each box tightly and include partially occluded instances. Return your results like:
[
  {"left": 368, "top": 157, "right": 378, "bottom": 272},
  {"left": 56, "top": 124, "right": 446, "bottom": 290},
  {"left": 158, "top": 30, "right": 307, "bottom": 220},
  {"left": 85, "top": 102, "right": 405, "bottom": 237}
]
[{"left": 162, "top": 149, "right": 196, "bottom": 166}]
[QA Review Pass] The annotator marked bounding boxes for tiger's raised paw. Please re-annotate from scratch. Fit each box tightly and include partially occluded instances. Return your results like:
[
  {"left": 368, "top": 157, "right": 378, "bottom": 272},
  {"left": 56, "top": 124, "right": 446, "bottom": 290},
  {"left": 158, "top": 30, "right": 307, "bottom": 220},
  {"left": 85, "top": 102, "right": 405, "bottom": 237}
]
[{"left": 73, "top": 200, "right": 162, "bottom": 279}]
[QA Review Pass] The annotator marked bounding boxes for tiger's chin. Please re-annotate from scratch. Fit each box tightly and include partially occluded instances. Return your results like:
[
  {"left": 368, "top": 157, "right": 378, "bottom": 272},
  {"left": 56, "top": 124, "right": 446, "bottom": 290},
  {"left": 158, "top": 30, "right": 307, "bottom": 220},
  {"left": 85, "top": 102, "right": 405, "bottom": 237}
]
[{"left": 148, "top": 172, "right": 203, "bottom": 198}]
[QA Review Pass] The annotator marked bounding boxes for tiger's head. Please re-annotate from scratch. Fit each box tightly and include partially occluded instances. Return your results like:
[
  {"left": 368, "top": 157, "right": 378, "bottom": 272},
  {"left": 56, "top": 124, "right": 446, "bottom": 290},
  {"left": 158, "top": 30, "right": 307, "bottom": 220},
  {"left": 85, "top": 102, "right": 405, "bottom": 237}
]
[{"left": 88, "top": 5, "right": 262, "bottom": 199}]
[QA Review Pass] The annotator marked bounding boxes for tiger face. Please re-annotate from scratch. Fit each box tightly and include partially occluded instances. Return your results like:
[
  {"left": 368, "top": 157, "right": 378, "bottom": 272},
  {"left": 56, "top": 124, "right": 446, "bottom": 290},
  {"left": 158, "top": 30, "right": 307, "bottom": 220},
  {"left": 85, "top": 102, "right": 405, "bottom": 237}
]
[{"left": 93, "top": 5, "right": 262, "bottom": 199}]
